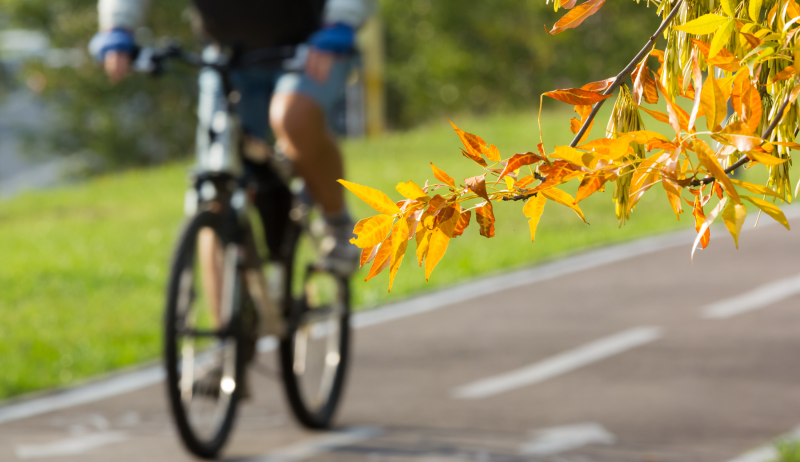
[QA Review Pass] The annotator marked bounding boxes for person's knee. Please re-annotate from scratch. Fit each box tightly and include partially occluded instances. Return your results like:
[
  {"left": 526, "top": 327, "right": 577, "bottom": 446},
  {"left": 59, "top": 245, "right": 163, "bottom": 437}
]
[{"left": 270, "top": 93, "right": 324, "bottom": 142}]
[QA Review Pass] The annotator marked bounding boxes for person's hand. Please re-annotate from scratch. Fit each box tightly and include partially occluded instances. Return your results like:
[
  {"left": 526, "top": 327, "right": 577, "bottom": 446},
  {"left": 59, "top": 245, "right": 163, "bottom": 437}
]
[
  {"left": 105, "top": 50, "right": 132, "bottom": 83},
  {"left": 88, "top": 29, "right": 136, "bottom": 83},
  {"left": 305, "top": 23, "right": 355, "bottom": 83}
]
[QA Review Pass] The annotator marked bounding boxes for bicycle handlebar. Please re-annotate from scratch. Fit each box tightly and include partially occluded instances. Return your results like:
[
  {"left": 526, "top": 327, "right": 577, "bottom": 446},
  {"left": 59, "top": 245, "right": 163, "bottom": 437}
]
[{"left": 133, "top": 41, "right": 302, "bottom": 76}]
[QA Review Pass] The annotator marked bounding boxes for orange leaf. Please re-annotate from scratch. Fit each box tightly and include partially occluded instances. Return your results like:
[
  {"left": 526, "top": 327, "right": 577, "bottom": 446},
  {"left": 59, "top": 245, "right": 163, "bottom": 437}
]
[
  {"left": 339, "top": 180, "right": 401, "bottom": 216},
  {"left": 487, "top": 144, "right": 501, "bottom": 162},
  {"left": 475, "top": 202, "right": 496, "bottom": 238},
  {"left": 575, "top": 175, "right": 606, "bottom": 203},
  {"left": 430, "top": 162, "right": 456, "bottom": 188},
  {"left": 350, "top": 214, "right": 394, "bottom": 248},
  {"left": 497, "top": 152, "right": 545, "bottom": 180},
  {"left": 746, "top": 150, "right": 790, "bottom": 166},
  {"left": 388, "top": 217, "right": 410, "bottom": 291},
  {"left": 694, "top": 139, "right": 741, "bottom": 204},
  {"left": 523, "top": 194, "right": 547, "bottom": 242},
  {"left": 546, "top": 0, "right": 606, "bottom": 35},
  {"left": 465, "top": 174, "right": 490, "bottom": 201},
  {"left": 448, "top": 119, "right": 492, "bottom": 161},
  {"left": 424, "top": 205, "right": 461, "bottom": 280},
  {"left": 770, "top": 66, "right": 797, "bottom": 85},
  {"left": 360, "top": 245, "right": 377, "bottom": 268},
  {"left": 662, "top": 178, "right": 683, "bottom": 219},
  {"left": 461, "top": 148, "right": 488, "bottom": 167},
  {"left": 655, "top": 80, "right": 690, "bottom": 135},
  {"left": 365, "top": 236, "right": 393, "bottom": 281},
  {"left": 543, "top": 88, "right": 613, "bottom": 106},
  {"left": 700, "top": 71, "right": 728, "bottom": 132},
  {"left": 692, "top": 196, "right": 710, "bottom": 249},
  {"left": 542, "top": 188, "right": 588, "bottom": 223},
  {"left": 452, "top": 210, "right": 472, "bottom": 237},
  {"left": 638, "top": 105, "right": 672, "bottom": 125},
  {"left": 581, "top": 77, "right": 615, "bottom": 92}
]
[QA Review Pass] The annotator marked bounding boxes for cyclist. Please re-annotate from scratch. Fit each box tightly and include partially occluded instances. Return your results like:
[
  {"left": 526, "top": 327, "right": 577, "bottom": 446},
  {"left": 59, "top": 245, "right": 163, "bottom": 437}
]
[{"left": 88, "top": 0, "right": 372, "bottom": 275}]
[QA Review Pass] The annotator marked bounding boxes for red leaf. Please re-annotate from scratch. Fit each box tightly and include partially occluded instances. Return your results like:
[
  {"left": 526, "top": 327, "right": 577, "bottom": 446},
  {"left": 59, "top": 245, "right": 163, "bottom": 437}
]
[{"left": 497, "top": 152, "right": 545, "bottom": 180}]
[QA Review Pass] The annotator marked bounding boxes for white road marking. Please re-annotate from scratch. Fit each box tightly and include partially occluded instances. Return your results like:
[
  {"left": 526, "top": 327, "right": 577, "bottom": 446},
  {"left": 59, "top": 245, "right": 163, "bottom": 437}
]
[
  {"left": 519, "top": 423, "right": 615, "bottom": 456},
  {"left": 15, "top": 431, "right": 129, "bottom": 459},
  {"left": 241, "top": 426, "right": 381, "bottom": 462},
  {"left": 724, "top": 425, "right": 800, "bottom": 462},
  {"left": 2, "top": 206, "right": 798, "bottom": 425},
  {"left": 452, "top": 327, "right": 664, "bottom": 399},
  {"left": 702, "top": 274, "right": 800, "bottom": 319}
]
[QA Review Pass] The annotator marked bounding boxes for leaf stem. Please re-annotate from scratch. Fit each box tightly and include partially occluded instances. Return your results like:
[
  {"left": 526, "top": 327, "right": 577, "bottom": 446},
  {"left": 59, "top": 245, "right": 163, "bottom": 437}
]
[
  {"left": 569, "top": 0, "right": 685, "bottom": 148},
  {"left": 690, "top": 94, "right": 792, "bottom": 187}
]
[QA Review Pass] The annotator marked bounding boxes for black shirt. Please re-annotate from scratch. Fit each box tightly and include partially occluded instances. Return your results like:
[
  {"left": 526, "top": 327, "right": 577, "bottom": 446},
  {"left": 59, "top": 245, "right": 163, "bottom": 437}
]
[{"left": 192, "top": 0, "right": 326, "bottom": 48}]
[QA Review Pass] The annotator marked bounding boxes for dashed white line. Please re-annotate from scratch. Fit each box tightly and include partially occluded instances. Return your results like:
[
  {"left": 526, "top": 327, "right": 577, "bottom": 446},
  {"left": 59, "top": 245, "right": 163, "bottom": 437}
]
[
  {"left": 240, "top": 426, "right": 381, "bottom": 462},
  {"left": 15, "top": 431, "right": 129, "bottom": 459},
  {"left": 702, "top": 274, "right": 800, "bottom": 319},
  {"left": 452, "top": 326, "right": 664, "bottom": 400}
]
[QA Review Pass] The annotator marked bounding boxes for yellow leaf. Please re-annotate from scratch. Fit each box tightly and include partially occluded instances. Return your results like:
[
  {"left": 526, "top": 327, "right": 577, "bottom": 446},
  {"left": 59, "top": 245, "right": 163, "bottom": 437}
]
[
  {"left": 694, "top": 140, "right": 741, "bottom": 204},
  {"left": 749, "top": 0, "right": 762, "bottom": 21},
  {"left": 710, "top": 20, "right": 735, "bottom": 58},
  {"left": 746, "top": 150, "right": 790, "bottom": 166},
  {"left": 350, "top": 214, "right": 394, "bottom": 248},
  {"left": 338, "top": 179, "right": 401, "bottom": 216},
  {"left": 674, "top": 14, "right": 729, "bottom": 35},
  {"left": 700, "top": 71, "right": 727, "bottom": 131},
  {"left": 551, "top": 145, "right": 596, "bottom": 168},
  {"left": 729, "top": 178, "right": 784, "bottom": 200},
  {"left": 430, "top": 162, "right": 456, "bottom": 188},
  {"left": 424, "top": 205, "right": 460, "bottom": 280},
  {"left": 522, "top": 194, "right": 547, "bottom": 242},
  {"left": 395, "top": 180, "right": 429, "bottom": 201},
  {"left": 388, "top": 217, "right": 410, "bottom": 291},
  {"left": 720, "top": 0, "right": 735, "bottom": 17},
  {"left": 740, "top": 196, "right": 790, "bottom": 230},
  {"left": 722, "top": 200, "right": 747, "bottom": 248},
  {"left": 542, "top": 188, "right": 588, "bottom": 223}
]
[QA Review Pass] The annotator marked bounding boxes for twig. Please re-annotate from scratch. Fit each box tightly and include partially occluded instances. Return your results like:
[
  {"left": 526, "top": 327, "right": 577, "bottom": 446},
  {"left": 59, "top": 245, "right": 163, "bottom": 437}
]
[
  {"left": 569, "top": 0, "right": 685, "bottom": 147},
  {"left": 690, "top": 95, "right": 792, "bottom": 186}
]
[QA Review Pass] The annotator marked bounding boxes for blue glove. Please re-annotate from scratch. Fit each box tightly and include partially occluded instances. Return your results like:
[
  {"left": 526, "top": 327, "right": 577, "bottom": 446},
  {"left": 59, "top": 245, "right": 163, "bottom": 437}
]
[
  {"left": 308, "top": 23, "right": 356, "bottom": 54},
  {"left": 88, "top": 29, "right": 136, "bottom": 62}
]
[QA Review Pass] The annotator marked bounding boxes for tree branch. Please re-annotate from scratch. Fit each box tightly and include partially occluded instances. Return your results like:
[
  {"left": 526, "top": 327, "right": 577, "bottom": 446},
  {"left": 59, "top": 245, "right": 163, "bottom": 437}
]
[
  {"left": 568, "top": 0, "right": 685, "bottom": 148},
  {"left": 690, "top": 95, "right": 792, "bottom": 187}
]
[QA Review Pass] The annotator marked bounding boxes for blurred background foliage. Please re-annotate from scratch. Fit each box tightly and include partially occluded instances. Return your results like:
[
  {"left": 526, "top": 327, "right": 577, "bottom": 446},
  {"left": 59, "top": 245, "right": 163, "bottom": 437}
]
[{"left": 0, "top": 0, "right": 661, "bottom": 171}]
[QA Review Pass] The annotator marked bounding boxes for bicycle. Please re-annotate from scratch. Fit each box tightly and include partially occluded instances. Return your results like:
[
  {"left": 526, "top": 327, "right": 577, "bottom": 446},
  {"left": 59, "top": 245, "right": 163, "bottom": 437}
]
[{"left": 135, "top": 42, "right": 352, "bottom": 459}]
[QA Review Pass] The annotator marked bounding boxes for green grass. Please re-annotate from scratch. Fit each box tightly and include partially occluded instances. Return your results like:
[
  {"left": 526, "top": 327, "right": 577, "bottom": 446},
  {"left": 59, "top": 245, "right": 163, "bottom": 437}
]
[{"left": 0, "top": 107, "right": 792, "bottom": 400}]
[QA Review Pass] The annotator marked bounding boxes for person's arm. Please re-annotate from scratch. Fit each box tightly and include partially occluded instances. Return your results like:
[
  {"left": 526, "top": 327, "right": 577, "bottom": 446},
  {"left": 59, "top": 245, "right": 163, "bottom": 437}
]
[
  {"left": 90, "top": 0, "right": 150, "bottom": 83},
  {"left": 306, "top": 0, "right": 374, "bottom": 82}
]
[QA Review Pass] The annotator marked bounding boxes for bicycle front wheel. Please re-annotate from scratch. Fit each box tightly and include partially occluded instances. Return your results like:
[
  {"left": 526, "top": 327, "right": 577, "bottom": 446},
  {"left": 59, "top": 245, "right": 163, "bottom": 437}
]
[
  {"left": 164, "top": 211, "right": 244, "bottom": 459},
  {"left": 279, "top": 225, "right": 351, "bottom": 429}
]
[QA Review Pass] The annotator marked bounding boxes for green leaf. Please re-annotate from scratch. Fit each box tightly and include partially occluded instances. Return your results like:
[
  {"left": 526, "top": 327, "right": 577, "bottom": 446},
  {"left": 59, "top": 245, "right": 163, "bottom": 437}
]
[{"left": 674, "top": 14, "right": 729, "bottom": 35}]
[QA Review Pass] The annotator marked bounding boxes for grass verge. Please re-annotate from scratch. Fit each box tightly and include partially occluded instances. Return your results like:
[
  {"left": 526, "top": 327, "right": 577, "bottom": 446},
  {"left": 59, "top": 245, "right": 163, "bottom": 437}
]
[{"left": 0, "top": 107, "right": 792, "bottom": 400}]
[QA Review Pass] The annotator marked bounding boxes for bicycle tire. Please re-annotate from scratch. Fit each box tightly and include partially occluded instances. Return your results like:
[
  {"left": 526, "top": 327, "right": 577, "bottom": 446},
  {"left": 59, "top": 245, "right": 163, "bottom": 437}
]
[
  {"left": 164, "top": 210, "right": 244, "bottom": 459},
  {"left": 278, "top": 223, "right": 352, "bottom": 429}
]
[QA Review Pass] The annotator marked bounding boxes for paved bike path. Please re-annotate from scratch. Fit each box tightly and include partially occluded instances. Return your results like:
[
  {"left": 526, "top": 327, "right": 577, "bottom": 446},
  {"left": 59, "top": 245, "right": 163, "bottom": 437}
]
[{"left": 2, "top": 212, "right": 800, "bottom": 462}]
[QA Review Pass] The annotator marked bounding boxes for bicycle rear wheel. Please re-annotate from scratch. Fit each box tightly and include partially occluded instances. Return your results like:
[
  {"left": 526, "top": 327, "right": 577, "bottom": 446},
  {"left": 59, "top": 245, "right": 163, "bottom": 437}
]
[
  {"left": 164, "top": 211, "right": 244, "bottom": 459},
  {"left": 279, "top": 223, "right": 351, "bottom": 429}
]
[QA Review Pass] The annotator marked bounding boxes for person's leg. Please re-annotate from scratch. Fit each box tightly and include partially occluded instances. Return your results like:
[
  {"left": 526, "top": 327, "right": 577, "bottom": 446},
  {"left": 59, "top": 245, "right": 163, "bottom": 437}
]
[{"left": 269, "top": 92, "right": 346, "bottom": 216}]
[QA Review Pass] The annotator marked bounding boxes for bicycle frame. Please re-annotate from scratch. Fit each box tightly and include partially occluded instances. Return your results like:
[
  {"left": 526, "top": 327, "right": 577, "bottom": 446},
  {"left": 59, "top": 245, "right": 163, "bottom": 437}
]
[{"left": 137, "top": 42, "right": 299, "bottom": 339}]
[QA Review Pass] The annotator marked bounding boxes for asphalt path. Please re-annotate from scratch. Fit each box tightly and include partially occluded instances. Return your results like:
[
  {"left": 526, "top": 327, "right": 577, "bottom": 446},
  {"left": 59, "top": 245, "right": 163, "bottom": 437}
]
[{"left": 1, "top": 211, "right": 800, "bottom": 462}]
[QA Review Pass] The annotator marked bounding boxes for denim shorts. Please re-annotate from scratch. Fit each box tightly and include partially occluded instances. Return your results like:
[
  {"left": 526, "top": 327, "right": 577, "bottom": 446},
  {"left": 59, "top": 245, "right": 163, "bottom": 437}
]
[{"left": 196, "top": 48, "right": 352, "bottom": 144}]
